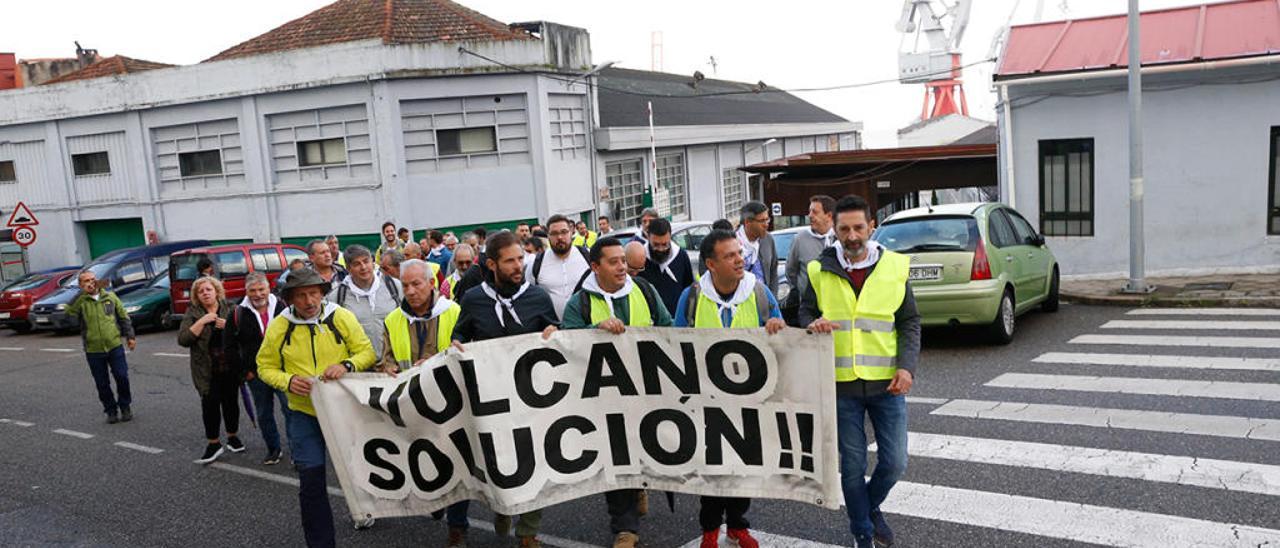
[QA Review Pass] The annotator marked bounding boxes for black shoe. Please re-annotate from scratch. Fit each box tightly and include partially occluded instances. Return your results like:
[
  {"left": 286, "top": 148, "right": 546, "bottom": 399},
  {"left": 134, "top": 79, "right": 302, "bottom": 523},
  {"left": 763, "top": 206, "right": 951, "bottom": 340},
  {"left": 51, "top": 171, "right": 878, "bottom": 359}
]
[
  {"left": 120, "top": 408, "right": 133, "bottom": 422},
  {"left": 106, "top": 412, "right": 120, "bottom": 424},
  {"left": 226, "top": 436, "right": 245, "bottom": 453},
  {"left": 854, "top": 534, "right": 874, "bottom": 548},
  {"left": 263, "top": 449, "right": 282, "bottom": 466},
  {"left": 195, "top": 443, "right": 224, "bottom": 465},
  {"left": 870, "top": 509, "right": 895, "bottom": 547}
]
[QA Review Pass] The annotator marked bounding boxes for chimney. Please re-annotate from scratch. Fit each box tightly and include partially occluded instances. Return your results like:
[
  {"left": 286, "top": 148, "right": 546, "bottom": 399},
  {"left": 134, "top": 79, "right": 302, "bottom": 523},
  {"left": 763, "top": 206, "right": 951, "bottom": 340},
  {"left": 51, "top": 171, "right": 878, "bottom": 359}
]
[
  {"left": 74, "top": 41, "right": 98, "bottom": 67},
  {"left": 0, "top": 53, "right": 16, "bottom": 90}
]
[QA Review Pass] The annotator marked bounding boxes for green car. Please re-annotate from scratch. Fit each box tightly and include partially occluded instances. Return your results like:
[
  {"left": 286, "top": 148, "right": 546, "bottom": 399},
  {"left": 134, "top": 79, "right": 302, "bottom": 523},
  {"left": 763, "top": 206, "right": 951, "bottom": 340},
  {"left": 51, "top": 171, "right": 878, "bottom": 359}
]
[
  {"left": 872, "top": 203, "right": 1059, "bottom": 344},
  {"left": 121, "top": 271, "right": 176, "bottom": 331}
]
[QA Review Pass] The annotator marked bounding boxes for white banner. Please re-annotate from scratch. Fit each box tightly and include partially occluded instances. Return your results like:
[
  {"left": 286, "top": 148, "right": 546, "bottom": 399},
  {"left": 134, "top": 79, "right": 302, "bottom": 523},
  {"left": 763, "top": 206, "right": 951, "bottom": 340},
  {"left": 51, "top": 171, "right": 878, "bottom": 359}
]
[{"left": 311, "top": 327, "right": 840, "bottom": 521}]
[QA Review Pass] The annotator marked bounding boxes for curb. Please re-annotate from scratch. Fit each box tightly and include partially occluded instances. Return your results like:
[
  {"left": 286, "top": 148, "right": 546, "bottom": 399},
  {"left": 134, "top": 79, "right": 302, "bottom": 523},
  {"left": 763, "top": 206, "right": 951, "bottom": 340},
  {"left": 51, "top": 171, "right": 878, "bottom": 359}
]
[{"left": 1062, "top": 292, "right": 1280, "bottom": 308}]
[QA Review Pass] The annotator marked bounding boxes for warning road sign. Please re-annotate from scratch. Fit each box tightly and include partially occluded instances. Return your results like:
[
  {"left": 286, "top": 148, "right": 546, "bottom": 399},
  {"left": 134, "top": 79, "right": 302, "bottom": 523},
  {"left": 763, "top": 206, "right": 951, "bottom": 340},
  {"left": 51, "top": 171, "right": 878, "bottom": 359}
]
[
  {"left": 5, "top": 202, "right": 38, "bottom": 228},
  {"left": 12, "top": 226, "right": 36, "bottom": 247}
]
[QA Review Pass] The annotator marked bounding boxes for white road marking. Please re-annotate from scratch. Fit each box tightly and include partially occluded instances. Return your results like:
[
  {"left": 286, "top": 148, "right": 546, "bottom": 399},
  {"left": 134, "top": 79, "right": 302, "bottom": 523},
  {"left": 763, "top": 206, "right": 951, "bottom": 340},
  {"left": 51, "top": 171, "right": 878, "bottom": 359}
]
[
  {"left": 153, "top": 352, "right": 190, "bottom": 358},
  {"left": 0, "top": 346, "right": 24, "bottom": 351},
  {"left": 114, "top": 441, "right": 164, "bottom": 454},
  {"left": 1070, "top": 334, "right": 1280, "bottom": 349},
  {"left": 7, "top": 420, "right": 34, "bottom": 427},
  {"left": 931, "top": 399, "right": 1280, "bottom": 442},
  {"left": 1032, "top": 352, "right": 1280, "bottom": 372},
  {"left": 906, "top": 396, "right": 950, "bottom": 405},
  {"left": 39, "top": 348, "right": 76, "bottom": 353},
  {"left": 881, "top": 480, "right": 1280, "bottom": 547},
  {"left": 679, "top": 530, "right": 845, "bottom": 548},
  {"left": 1102, "top": 319, "right": 1280, "bottom": 331},
  {"left": 52, "top": 428, "right": 94, "bottom": 439},
  {"left": 210, "top": 463, "right": 601, "bottom": 548},
  {"left": 986, "top": 373, "right": 1280, "bottom": 402},
  {"left": 906, "top": 432, "right": 1280, "bottom": 497},
  {"left": 1127, "top": 308, "right": 1280, "bottom": 316}
]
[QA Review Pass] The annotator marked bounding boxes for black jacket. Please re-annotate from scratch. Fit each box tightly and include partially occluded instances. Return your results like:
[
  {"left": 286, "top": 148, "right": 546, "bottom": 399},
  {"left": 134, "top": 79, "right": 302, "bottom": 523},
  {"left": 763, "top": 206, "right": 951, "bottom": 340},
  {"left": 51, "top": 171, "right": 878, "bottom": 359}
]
[
  {"left": 637, "top": 247, "right": 695, "bottom": 316},
  {"left": 453, "top": 262, "right": 558, "bottom": 343},
  {"left": 225, "top": 299, "right": 288, "bottom": 377},
  {"left": 798, "top": 246, "right": 921, "bottom": 397}
]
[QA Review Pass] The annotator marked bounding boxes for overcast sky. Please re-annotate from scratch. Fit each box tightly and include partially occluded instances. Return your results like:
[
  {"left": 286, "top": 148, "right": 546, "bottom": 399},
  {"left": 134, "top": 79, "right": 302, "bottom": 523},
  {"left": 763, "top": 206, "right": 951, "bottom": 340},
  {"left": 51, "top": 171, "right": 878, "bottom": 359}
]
[{"left": 10, "top": 0, "right": 1203, "bottom": 146}]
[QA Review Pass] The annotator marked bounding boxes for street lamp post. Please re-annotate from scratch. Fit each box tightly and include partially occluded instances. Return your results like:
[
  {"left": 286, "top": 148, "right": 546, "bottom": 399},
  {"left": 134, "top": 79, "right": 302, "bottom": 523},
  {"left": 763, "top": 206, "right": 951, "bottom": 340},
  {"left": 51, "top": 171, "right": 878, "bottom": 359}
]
[{"left": 1121, "top": 0, "right": 1153, "bottom": 294}]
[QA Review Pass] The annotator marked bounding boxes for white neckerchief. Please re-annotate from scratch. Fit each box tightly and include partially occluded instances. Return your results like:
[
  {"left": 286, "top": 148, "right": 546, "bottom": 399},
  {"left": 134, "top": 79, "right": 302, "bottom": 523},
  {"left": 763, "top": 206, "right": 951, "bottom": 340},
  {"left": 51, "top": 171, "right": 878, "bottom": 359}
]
[
  {"left": 400, "top": 294, "right": 455, "bottom": 324},
  {"left": 341, "top": 274, "right": 383, "bottom": 313},
  {"left": 645, "top": 241, "right": 682, "bottom": 282},
  {"left": 90, "top": 293, "right": 102, "bottom": 301},
  {"left": 480, "top": 281, "right": 530, "bottom": 327},
  {"left": 736, "top": 226, "right": 760, "bottom": 267},
  {"left": 837, "top": 240, "right": 883, "bottom": 270},
  {"left": 809, "top": 226, "right": 836, "bottom": 247},
  {"left": 698, "top": 271, "right": 757, "bottom": 320},
  {"left": 238, "top": 293, "right": 280, "bottom": 333},
  {"left": 581, "top": 273, "right": 634, "bottom": 319},
  {"left": 282, "top": 302, "right": 338, "bottom": 326}
]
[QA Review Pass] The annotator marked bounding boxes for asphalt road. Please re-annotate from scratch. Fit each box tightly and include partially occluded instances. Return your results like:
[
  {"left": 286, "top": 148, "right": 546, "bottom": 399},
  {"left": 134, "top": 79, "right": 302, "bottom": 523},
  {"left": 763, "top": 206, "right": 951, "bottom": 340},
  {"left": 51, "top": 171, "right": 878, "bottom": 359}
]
[{"left": 1, "top": 302, "right": 1277, "bottom": 547}]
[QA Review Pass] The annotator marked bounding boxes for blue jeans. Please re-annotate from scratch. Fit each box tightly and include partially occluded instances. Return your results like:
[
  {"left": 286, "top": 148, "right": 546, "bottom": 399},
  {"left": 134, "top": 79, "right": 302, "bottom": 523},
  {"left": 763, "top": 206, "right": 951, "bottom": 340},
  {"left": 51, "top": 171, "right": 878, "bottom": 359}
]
[
  {"left": 837, "top": 392, "right": 908, "bottom": 538},
  {"left": 85, "top": 345, "right": 131, "bottom": 415},
  {"left": 248, "top": 378, "right": 291, "bottom": 453},
  {"left": 287, "top": 412, "right": 335, "bottom": 548},
  {"left": 446, "top": 501, "right": 470, "bottom": 530}
]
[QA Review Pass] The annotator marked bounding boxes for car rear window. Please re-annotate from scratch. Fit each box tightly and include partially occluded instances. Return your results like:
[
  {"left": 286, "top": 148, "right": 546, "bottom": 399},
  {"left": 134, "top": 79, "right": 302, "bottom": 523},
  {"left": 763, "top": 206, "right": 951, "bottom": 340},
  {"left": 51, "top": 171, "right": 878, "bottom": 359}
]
[
  {"left": 874, "top": 216, "right": 980, "bottom": 253},
  {"left": 171, "top": 253, "right": 209, "bottom": 281}
]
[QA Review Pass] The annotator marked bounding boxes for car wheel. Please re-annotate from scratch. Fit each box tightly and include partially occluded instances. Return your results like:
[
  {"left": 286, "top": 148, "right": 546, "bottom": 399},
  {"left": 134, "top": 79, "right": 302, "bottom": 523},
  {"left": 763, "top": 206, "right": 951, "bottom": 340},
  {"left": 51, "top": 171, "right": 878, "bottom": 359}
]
[
  {"left": 987, "top": 288, "right": 1015, "bottom": 345},
  {"left": 1041, "top": 267, "right": 1060, "bottom": 313}
]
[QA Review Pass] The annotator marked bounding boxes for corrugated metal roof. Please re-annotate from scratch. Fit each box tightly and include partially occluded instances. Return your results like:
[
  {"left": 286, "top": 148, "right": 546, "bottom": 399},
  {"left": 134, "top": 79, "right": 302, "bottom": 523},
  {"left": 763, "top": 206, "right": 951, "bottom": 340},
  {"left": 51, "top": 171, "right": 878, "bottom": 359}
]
[
  {"left": 743, "top": 143, "right": 996, "bottom": 173},
  {"left": 996, "top": 0, "right": 1280, "bottom": 79},
  {"left": 596, "top": 67, "right": 847, "bottom": 127}
]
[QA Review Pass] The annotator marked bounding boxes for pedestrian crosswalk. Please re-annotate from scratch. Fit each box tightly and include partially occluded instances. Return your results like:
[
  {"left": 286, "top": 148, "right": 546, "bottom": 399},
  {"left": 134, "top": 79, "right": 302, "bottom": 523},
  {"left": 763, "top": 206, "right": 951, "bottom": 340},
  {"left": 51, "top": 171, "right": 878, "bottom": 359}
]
[{"left": 888, "top": 306, "right": 1280, "bottom": 547}]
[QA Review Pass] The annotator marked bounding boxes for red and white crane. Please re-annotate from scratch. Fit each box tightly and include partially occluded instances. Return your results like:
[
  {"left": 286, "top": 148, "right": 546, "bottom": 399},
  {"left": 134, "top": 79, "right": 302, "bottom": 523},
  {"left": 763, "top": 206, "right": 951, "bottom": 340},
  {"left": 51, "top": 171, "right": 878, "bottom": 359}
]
[{"left": 896, "top": 0, "right": 973, "bottom": 120}]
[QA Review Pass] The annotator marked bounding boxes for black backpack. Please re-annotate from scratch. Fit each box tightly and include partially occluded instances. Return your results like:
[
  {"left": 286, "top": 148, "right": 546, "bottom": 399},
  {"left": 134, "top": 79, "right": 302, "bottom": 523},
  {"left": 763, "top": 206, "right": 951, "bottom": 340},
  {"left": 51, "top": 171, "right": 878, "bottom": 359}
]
[
  {"left": 333, "top": 274, "right": 401, "bottom": 308},
  {"left": 531, "top": 247, "right": 590, "bottom": 286},
  {"left": 577, "top": 276, "right": 663, "bottom": 326},
  {"left": 278, "top": 312, "right": 347, "bottom": 360}
]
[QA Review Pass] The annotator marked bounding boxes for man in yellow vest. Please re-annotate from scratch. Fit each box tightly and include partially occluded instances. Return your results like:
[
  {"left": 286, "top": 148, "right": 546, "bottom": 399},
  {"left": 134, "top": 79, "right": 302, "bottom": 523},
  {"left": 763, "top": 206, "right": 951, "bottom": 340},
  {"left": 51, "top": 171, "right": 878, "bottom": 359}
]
[
  {"left": 375, "top": 259, "right": 470, "bottom": 546},
  {"left": 673, "top": 229, "right": 786, "bottom": 548},
  {"left": 800, "top": 195, "right": 920, "bottom": 548},
  {"left": 561, "top": 237, "right": 672, "bottom": 548},
  {"left": 572, "top": 219, "right": 598, "bottom": 248}
]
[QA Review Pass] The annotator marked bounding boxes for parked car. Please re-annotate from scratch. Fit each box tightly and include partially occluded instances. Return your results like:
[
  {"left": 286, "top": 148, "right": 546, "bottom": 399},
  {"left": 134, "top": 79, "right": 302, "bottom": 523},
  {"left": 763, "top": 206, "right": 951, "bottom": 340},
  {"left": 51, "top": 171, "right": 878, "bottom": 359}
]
[
  {"left": 871, "top": 203, "right": 1059, "bottom": 344},
  {"left": 606, "top": 221, "right": 715, "bottom": 269},
  {"left": 29, "top": 240, "right": 211, "bottom": 332},
  {"left": 770, "top": 226, "right": 809, "bottom": 307},
  {"left": 0, "top": 267, "right": 80, "bottom": 332},
  {"left": 122, "top": 270, "right": 176, "bottom": 331},
  {"left": 169, "top": 243, "right": 307, "bottom": 316}
]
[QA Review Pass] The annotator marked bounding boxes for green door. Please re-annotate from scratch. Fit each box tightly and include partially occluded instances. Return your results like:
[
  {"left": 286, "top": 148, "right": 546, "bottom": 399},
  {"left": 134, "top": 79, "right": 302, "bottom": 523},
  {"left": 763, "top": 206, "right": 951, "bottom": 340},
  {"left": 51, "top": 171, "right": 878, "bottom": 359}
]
[{"left": 84, "top": 218, "right": 145, "bottom": 259}]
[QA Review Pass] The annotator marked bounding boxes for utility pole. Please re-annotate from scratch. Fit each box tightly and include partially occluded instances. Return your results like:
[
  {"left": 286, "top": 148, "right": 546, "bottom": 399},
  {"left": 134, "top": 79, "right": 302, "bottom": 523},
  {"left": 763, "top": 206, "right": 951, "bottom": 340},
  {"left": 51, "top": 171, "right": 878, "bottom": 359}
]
[{"left": 1122, "top": 0, "right": 1153, "bottom": 294}]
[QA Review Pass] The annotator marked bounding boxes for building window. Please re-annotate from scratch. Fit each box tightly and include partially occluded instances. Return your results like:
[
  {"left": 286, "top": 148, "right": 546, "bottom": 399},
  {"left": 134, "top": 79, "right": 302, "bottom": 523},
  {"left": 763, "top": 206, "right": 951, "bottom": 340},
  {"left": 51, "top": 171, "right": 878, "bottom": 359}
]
[
  {"left": 606, "top": 159, "right": 645, "bottom": 228},
  {"left": 721, "top": 168, "right": 746, "bottom": 219},
  {"left": 1269, "top": 127, "right": 1280, "bottom": 235},
  {"left": 436, "top": 127, "right": 497, "bottom": 157},
  {"left": 178, "top": 150, "right": 223, "bottom": 177},
  {"left": 1038, "top": 138, "right": 1094, "bottom": 237},
  {"left": 0, "top": 160, "right": 14, "bottom": 183},
  {"left": 297, "top": 138, "right": 347, "bottom": 167},
  {"left": 655, "top": 154, "right": 688, "bottom": 220},
  {"left": 72, "top": 151, "right": 111, "bottom": 177}
]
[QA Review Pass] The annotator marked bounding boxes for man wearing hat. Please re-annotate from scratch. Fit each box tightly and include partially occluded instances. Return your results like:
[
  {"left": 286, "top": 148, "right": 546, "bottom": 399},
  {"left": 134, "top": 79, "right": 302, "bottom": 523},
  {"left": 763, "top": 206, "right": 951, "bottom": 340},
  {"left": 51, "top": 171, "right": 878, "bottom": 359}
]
[{"left": 256, "top": 268, "right": 378, "bottom": 548}]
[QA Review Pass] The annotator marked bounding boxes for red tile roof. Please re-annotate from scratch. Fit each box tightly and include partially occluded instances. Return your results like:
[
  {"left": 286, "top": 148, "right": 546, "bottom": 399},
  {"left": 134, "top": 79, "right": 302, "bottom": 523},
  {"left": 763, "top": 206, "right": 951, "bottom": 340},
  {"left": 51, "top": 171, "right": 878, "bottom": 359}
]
[
  {"left": 996, "top": 0, "right": 1280, "bottom": 79},
  {"left": 205, "top": 0, "right": 530, "bottom": 62},
  {"left": 42, "top": 55, "right": 175, "bottom": 85}
]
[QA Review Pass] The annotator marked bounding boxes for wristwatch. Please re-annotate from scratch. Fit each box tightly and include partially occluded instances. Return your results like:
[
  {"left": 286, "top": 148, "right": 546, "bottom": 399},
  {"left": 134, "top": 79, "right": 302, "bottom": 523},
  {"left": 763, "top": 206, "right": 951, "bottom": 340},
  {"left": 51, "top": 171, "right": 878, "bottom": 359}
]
[{"left": 341, "top": 360, "right": 355, "bottom": 372}]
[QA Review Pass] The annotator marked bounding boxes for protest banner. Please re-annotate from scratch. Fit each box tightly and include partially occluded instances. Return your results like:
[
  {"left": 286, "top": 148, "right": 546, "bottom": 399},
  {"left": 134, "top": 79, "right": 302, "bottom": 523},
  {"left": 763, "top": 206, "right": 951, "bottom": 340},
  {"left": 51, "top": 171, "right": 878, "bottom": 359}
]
[{"left": 311, "top": 327, "right": 840, "bottom": 522}]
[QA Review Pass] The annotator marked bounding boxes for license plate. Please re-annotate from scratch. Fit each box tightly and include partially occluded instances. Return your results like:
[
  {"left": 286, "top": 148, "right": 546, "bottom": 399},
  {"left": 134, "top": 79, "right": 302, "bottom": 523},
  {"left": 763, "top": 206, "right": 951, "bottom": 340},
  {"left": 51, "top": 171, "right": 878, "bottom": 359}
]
[
  {"left": 34, "top": 316, "right": 48, "bottom": 323},
  {"left": 0, "top": 312, "right": 9, "bottom": 319},
  {"left": 909, "top": 266, "right": 943, "bottom": 281}
]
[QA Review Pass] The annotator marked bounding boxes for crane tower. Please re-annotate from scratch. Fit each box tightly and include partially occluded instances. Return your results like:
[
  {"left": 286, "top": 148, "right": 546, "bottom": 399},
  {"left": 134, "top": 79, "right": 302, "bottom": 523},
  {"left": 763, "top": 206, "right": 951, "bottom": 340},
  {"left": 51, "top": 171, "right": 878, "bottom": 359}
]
[{"left": 897, "top": 0, "right": 972, "bottom": 120}]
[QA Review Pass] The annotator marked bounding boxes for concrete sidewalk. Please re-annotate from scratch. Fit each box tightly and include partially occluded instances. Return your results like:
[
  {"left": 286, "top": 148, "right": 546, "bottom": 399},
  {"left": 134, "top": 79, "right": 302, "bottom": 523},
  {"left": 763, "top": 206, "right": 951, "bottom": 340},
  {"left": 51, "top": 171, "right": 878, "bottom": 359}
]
[{"left": 1062, "top": 273, "right": 1280, "bottom": 307}]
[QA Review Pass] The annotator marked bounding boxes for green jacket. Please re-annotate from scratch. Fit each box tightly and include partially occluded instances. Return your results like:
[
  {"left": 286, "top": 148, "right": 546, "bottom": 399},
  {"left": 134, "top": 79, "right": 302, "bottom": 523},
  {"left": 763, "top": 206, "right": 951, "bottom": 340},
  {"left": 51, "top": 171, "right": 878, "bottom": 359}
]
[{"left": 66, "top": 291, "right": 135, "bottom": 354}]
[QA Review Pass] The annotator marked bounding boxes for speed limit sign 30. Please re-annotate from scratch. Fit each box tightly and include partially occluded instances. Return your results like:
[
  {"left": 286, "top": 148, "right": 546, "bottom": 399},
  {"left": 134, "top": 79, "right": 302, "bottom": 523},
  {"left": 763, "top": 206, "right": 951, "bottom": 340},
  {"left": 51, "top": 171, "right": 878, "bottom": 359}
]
[{"left": 12, "top": 226, "right": 36, "bottom": 247}]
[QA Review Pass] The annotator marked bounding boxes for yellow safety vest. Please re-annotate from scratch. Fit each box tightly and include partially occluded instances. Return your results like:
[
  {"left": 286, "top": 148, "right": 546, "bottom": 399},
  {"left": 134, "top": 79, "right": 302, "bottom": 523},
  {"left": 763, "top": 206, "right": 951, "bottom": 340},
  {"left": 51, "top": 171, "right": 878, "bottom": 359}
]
[
  {"left": 572, "top": 230, "right": 598, "bottom": 248},
  {"left": 383, "top": 303, "right": 460, "bottom": 370},
  {"left": 586, "top": 283, "right": 653, "bottom": 327},
  {"left": 692, "top": 286, "right": 761, "bottom": 329},
  {"left": 806, "top": 251, "right": 909, "bottom": 382}
]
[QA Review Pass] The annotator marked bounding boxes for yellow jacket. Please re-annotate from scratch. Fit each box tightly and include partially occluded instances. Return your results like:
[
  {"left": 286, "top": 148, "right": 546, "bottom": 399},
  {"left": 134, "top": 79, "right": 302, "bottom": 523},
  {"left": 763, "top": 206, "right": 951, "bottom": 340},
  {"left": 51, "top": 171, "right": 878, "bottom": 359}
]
[{"left": 256, "top": 302, "right": 377, "bottom": 416}]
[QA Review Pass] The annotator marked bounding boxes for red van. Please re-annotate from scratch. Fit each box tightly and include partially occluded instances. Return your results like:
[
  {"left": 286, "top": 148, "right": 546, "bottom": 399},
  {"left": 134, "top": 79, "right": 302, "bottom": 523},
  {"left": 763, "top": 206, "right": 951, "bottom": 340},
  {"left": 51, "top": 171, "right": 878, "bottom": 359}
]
[{"left": 169, "top": 243, "right": 308, "bottom": 316}]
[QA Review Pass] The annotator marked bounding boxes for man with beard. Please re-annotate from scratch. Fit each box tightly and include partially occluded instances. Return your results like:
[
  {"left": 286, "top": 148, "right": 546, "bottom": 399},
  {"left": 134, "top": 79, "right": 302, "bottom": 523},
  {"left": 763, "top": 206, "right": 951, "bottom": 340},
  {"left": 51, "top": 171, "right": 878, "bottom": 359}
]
[
  {"left": 526, "top": 214, "right": 590, "bottom": 320},
  {"left": 452, "top": 230, "right": 558, "bottom": 548},
  {"left": 636, "top": 218, "right": 694, "bottom": 315},
  {"left": 783, "top": 195, "right": 837, "bottom": 325},
  {"left": 375, "top": 221, "right": 404, "bottom": 264},
  {"left": 225, "top": 272, "right": 290, "bottom": 465},
  {"left": 800, "top": 195, "right": 920, "bottom": 548}
]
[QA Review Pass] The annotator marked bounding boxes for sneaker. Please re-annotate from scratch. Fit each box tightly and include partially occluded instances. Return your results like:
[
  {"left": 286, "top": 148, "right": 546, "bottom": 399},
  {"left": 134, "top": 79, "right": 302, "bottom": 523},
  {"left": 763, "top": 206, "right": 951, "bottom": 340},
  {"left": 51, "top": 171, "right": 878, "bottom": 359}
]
[
  {"left": 700, "top": 530, "right": 719, "bottom": 548},
  {"left": 263, "top": 449, "right": 282, "bottom": 466},
  {"left": 120, "top": 407, "right": 133, "bottom": 422},
  {"left": 106, "top": 411, "right": 119, "bottom": 424},
  {"left": 226, "top": 436, "right": 246, "bottom": 453},
  {"left": 636, "top": 490, "right": 649, "bottom": 517},
  {"left": 725, "top": 528, "right": 759, "bottom": 548},
  {"left": 518, "top": 536, "right": 541, "bottom": 548},
  {"left": 494, "top": 514, "right": 512, "bottom": 537},
  {"left": 354, "top": 517, "right": 375, "bottom": 530},
  {"left": 446, "top": 526, "right": 467, "bottom": 547},
  {"left": 195, "top": 442, "right": 224, "bottom": 465},
  {"left": 612, "top": 531, "right": 639, "bottom": 548},
  {"left": 870, "top": 509, "right": 895, "bottom": 546},
  {"left": 854, "top": 534, "right": 874, "bottom": 548}
]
